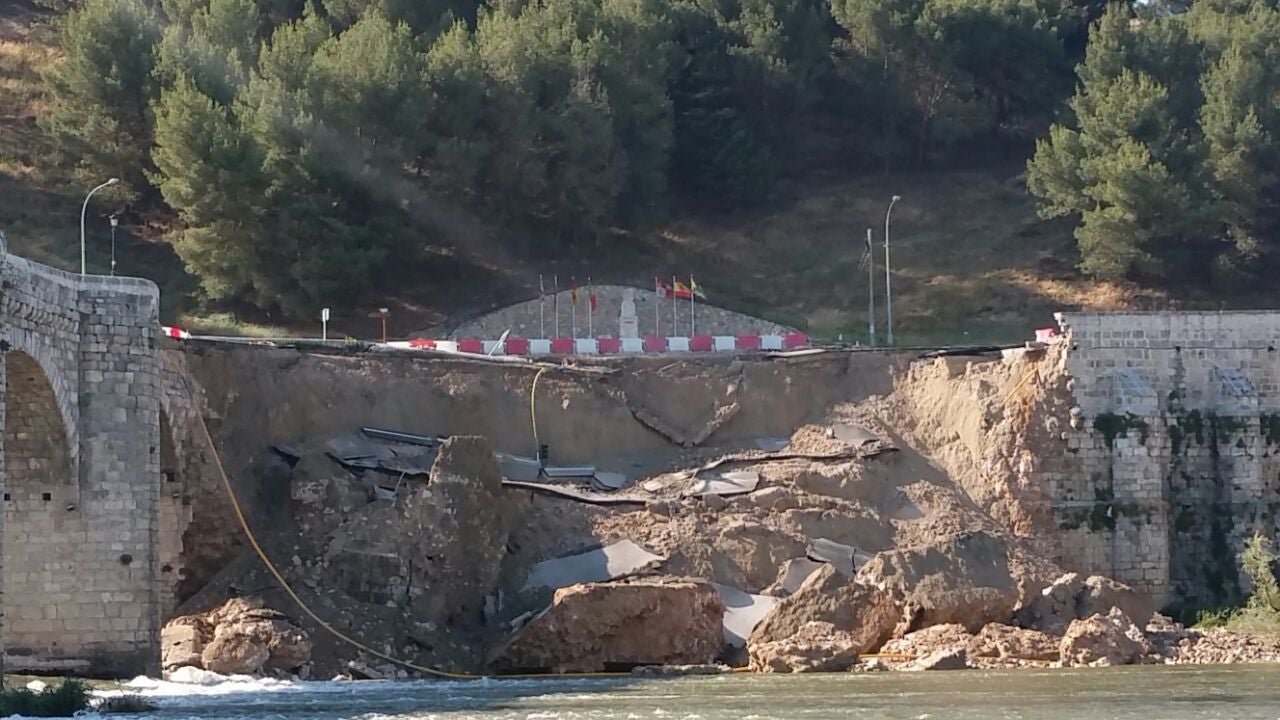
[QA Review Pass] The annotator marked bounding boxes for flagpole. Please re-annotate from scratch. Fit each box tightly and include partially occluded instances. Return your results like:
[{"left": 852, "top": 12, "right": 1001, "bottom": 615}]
[
  {"left": 866, "top": 228, "right": 875, "bottom": 347},
  {"left": 554, "top": 274, "right": 560, "bottom": 338},
  {"left": 539, "top": 274, "right": 545, "bottom": 339},
  {"left": 571, "top": 278, "right": 577, "bottom": 339},
  {"left": 654, "top": 278, "right": 660, "bottom": 337},
  {"left": 671, "top": 275, "right": 677, "bottom": 337},
  {"left": 587, "top": 276, "right": 593, "bottom": 337},
  {"left": 690, "top": 276, "right": 696, "bottom": 336}
]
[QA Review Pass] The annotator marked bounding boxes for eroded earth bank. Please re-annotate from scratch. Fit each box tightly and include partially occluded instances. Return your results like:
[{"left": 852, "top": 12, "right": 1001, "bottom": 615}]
[{"left": 154, "top": 341, "right": 1280, "bottom": 679}]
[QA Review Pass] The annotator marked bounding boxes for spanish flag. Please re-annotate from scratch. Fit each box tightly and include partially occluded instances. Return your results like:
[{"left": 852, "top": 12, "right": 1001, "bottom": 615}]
[
  {"left": 673, "top": 280, "right": 692, "bottom": 299},
  {"left": 690, "top": 276, "right": 706, "bottom": 299}
]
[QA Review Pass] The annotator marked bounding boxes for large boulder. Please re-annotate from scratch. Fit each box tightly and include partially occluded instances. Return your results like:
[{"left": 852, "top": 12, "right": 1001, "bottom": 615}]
[
  {"left": 1015, "top": 573, "right": 1155, "bottom": 636},
  {"left": 490, "top": 579, "right": 725, "bottom": 673},
  {"left": 165, "top": 598, "right": 312, "bottom": 675},
  {"left": 1059, "top": 607, "right": 1152, "bottom": 667},
  {"left": 161, "top": 617, "right": 211, "bottom": 671},
  {"left": 857, "top": 531, "right": 1019, "bottom": 633},
  {"left": 201, "top": 632, "right": 271, "bottom": 675},
  {"left": 972, "top": 623, "right": 1059, "bottom": 661},
  {"left": 748, "top": 621, "right": 862, "bottom": 673},
  {"left": 749, "top": 565, "right": 898, "bottom": 654}
]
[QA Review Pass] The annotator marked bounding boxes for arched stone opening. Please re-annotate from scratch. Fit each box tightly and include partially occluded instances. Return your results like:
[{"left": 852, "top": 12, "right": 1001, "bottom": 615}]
[{"left": 3, "top": 349, "right": 80, "bottom": 665}]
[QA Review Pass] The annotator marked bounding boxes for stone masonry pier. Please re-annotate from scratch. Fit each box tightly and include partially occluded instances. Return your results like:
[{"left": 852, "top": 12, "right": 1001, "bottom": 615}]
[{"left": 0, "top": 231, "right": 162, "bottom": 676}]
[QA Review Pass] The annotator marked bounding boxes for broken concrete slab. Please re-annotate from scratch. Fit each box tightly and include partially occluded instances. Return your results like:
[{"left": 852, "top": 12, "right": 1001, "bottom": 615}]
[
  {"left": 754, "top": 437, "right": 791, "bottom": 452},
  {"left": 713, "top": 583, "right": 779, "bottom": 648},
  {"left": 503, "top": 480, "right": 648, "bottom": 506},
  {"left": 544, "top": 465, "right": 597, "bottom": 479},
  {"left": 496, "top": 453, "right": 542, "bottom": 482},
  {"left": 686, "top": 470, "right": 761, "bottom": 498},
  {"left": 831, "top": 424, "right": 878, "bottom": 447},
  {"left": 522, "top": 540, "right": 666, "bottom": 592},
  {"left": 808, "top": 538, "right": 874, "bottom": 576},
  {"left": 325, "top": 434, "right": 385, "bottom": 462},
  {"left": 361, "top": 427, "right": 445, "bottom": 447},
  {"left": 777, "top": 558, "right": 826, "bottom": 595},
  {"left": 592, "top": 471, "right": 628, "bottom": 491}
]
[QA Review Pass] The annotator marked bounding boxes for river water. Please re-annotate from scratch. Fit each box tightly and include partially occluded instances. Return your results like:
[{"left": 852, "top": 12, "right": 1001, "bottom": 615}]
[{"left": 101, "top": 665, "right": 1280, "bottom": 720}]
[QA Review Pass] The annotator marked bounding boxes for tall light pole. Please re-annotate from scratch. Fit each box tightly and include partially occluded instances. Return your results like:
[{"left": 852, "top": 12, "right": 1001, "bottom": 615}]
[
  {"left": 108, "top": 214, "right": 119, "bottom": 276},
  {"left": 884, "top": 195, "right": 901, "bottom": 346},
  {"left": 81, "top": 178, "right": 118, "bottom": 275},
  {"left": 866, "top": 227, "right": 875, "bottom": 347}
]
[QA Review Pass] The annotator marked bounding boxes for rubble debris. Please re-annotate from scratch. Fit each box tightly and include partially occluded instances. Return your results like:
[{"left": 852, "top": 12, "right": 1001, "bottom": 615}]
[
  {"left": 1014, "top": 572, "right": 1155, "bottom": 636},
  {"left": 714, "top": 583, "right": 780, "bottom": 647},
  {"left": 522, "top": 540, "right": 665, "bottom": 591},
  {"left": 1059, "top": 608, "right": 1152, "bottom": 667},
  {"left": 748, "top": 621, "right": 863, "bottom": 673},
  {"left": 490, "top": 579, "right": 725, "bottom": 673},
  {"left": 631, "top": 664, "right": 731, "bottom": 677},
  {"left": 750, "top": 565, "right": 897, "bottom": 655},
  {"left": 904, "top": 648, "right": 970, "bottom": 671},
  {"left": 857, "top": 531, "right": 1020, "bottom": 633},
  {"left": 163, "top": 598, "right": 311, "bottom": 676}
]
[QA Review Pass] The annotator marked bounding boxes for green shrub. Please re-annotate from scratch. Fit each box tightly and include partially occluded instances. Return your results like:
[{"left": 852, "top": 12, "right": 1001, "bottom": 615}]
[{"left": 0, "top": 679, "right": 91, "bottom": 717}]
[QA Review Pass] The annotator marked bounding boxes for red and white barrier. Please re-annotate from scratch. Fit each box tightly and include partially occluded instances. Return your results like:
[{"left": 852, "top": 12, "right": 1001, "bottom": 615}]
[
  {"left": 390, "top": 333, "right": 809, "bottom": 356},
  {"left": 161, "top": 325, "right": 191, "bottom": 340}
]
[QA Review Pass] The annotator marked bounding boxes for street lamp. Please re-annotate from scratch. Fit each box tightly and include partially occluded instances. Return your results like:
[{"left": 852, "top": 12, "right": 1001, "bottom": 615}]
[
  {"left": 368, "top": 308, "right": 390, "bottom": 343},
  {"left": 884, "top": 194, "right": 901, "bottom": 346},
  {"left": 108, "top": 214, "right": 119, "bottom": 276},
  {"left": 81, "top": 178, "right": 118, "bottom": 275}
]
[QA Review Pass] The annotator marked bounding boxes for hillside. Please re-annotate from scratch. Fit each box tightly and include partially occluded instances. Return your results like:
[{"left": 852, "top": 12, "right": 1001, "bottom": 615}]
[{"left": 1, "top": 0, "right": 1275, "bottom": 346}]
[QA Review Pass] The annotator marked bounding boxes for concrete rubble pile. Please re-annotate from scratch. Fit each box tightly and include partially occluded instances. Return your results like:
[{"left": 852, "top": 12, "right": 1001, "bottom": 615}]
[{"left": 161, "top": 345, "right": 1280, "bottom": 678}]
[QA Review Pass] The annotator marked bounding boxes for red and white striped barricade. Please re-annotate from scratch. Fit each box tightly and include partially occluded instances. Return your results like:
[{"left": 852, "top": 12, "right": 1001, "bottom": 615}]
[
  {"left": 760, "top": 335, "right": 784, "bottom": 350},
  {"left": 667, "top": 336, "right": 691, "bottom": 352},
  {"left": 505, "top": 338, "right": 530, "bottom": 355},
  {"left": 597, "top": 337, "right": 622, "bottom": 354},
  {"left": 458, "top": 339, "right": 484, "bottom": 354},
  {"left": 643, "top": 336, "right": 667, "bottom": 353},
  {"left": 689, "top": 335, "right": 714, "bottom": 352},
  {"left": 529, "top": 339, "right": 552, "bottom": 355},
  {"left": 549, "top": 338, "right": 574, "bottom": 354},
  {"left": 161, "top": 325, "right": 191, "bottom": 340},
  {"left": 783, "top": 333, "right": 809, "bottom": 349},
  {"left": 574, "top": 338, "right": 599, "bottom": 355},
  {"left": 620, "top": 337, "right": 644, "bottom": 353}
]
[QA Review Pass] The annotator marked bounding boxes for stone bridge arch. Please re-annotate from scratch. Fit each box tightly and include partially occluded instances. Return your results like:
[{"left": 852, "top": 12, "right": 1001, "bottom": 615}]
[{"left": 0, "top": 231, "right": 163, "bottom": 677}]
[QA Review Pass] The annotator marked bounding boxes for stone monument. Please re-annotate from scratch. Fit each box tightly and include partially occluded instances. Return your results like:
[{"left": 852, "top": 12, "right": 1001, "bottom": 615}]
[{"left": 619, "top": 288, "right": 639, "bottom": 338}]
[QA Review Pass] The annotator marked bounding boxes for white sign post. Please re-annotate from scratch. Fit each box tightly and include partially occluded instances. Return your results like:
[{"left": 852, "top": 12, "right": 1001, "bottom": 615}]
[{"left": 321, "top": 307, "right": 330, "bottom": 341}]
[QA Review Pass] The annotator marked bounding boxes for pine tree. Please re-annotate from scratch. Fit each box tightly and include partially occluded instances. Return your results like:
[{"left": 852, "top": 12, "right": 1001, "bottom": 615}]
[{"left": 41, "top": 0, "right": 162, "bottom": 195}]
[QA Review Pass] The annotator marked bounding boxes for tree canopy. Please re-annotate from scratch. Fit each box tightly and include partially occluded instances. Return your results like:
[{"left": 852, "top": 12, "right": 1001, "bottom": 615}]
[{"left": 42, "top": 0, "right": 1278, "bottom": 316}]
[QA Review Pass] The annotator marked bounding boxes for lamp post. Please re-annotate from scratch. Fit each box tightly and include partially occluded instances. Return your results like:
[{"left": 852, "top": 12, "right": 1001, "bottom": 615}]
[
  {"left": 81, "top": 178, "right": 118, "bottom": 275},
  {"left": 884, "top": 194, "right": 901, "bottom": 346},
  {"left": 108, "top": 214, "right": 119, "bottom": 276},
  {"left": 368, "top": 308, "right": 389, "bottom": 343}
]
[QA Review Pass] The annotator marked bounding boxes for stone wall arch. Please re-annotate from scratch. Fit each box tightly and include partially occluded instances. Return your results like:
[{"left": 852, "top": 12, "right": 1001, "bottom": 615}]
[{"left": 3, "top": 349, "right": 84, "bottom": 668}]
